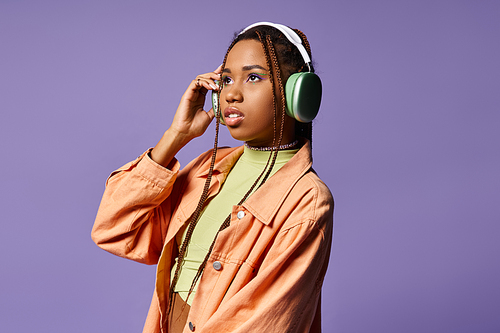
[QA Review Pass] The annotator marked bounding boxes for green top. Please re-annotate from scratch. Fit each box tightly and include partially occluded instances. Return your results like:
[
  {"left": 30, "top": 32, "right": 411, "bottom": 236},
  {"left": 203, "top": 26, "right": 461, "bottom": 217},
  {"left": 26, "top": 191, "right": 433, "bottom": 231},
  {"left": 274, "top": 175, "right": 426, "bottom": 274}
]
[{"left": 172, "top": 146, "right": 298, "bottom": 305}]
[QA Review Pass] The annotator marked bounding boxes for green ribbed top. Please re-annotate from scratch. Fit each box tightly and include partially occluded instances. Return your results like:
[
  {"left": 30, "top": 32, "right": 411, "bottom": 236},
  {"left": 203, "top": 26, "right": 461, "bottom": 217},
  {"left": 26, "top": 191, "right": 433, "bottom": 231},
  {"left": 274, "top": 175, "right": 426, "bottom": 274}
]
[{"left": 172, "top": 146, "right": 298, "bottom": 305}]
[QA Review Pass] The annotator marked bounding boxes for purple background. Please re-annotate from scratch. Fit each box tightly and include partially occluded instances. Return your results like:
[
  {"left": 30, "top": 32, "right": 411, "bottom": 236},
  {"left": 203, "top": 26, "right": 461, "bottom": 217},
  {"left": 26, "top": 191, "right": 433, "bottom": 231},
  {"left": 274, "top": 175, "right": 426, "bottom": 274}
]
[{"left": 1, "top": 1, "right": 499, "bottom": 332}]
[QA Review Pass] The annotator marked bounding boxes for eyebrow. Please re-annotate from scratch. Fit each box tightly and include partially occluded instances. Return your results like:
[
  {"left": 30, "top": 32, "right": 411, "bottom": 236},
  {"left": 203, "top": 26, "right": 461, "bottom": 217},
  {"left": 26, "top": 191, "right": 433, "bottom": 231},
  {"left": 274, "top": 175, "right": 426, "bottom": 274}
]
[{"left": 222, "top": 64, "right": 268, "bottom": 74}]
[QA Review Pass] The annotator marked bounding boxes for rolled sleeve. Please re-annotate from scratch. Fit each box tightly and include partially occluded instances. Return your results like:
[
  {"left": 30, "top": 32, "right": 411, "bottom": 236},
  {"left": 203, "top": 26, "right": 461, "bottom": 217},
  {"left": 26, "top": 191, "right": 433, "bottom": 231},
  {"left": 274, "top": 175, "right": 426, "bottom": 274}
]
[{"left": 92, "top": 149, "right": 181, "bottom": 264}]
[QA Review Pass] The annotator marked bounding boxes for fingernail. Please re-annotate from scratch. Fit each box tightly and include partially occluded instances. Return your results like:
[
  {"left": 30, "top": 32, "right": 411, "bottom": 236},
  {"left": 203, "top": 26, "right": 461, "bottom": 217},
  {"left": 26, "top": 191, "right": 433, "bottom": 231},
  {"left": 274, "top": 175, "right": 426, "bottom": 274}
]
[{"left": 210, "top": 84, "right": 218, "bottom": 90}]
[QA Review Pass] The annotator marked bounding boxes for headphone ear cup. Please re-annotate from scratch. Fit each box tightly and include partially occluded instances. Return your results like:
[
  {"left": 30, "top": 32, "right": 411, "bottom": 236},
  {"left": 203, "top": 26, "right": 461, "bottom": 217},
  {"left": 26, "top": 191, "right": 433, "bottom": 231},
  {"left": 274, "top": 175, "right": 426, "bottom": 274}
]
[{"left": 285, "top": 72, "right": 322, "bottom": 123}]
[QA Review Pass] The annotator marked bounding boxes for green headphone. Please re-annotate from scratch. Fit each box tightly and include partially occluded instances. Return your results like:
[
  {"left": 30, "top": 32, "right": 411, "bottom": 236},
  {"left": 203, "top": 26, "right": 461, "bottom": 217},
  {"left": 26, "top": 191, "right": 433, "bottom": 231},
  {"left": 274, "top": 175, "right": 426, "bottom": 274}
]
[{"left": 214, "top": 22, "right": 322, "bottom": 124}]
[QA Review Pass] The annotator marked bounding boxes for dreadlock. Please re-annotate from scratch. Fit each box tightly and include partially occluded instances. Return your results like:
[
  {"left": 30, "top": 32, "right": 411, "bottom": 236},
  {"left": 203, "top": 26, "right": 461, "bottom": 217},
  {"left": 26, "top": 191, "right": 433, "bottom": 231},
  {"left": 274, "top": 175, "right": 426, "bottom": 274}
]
[{"left": 167, "top": 24, "right": 315, "bottom": 319}]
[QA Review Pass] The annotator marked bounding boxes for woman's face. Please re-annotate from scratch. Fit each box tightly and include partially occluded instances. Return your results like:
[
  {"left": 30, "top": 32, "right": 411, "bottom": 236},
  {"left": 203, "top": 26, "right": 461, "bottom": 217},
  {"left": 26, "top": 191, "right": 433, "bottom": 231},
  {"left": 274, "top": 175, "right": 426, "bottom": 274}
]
[{"left": 220, "top": 39, "right": 295, "bottom": 147}]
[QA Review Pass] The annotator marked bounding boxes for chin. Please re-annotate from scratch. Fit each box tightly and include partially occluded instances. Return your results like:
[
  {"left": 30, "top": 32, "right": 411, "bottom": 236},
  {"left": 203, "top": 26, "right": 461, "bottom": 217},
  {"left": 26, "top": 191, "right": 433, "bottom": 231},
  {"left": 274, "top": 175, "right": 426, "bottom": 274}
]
[{"left": 226, "top": 128, "right": 251, "bottom": 143}]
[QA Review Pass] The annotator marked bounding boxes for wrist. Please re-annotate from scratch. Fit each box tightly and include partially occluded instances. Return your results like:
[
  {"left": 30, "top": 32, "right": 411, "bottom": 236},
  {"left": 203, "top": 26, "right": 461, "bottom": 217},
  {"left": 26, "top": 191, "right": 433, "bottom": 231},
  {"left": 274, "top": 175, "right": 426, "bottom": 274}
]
[
  {"left": 164, "top": 127, "right": 192, "bottom": 148},
  {"left": 150, "top": 128, "right": 191, "bottom": 168}
]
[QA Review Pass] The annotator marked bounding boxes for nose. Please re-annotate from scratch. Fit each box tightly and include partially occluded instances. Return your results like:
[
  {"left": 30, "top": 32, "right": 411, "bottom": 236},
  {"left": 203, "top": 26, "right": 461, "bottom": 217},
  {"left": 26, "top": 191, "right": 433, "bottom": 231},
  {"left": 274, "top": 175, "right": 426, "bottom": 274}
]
[{"left": 224, "top": 82, "right": 243, "bottom": 104}]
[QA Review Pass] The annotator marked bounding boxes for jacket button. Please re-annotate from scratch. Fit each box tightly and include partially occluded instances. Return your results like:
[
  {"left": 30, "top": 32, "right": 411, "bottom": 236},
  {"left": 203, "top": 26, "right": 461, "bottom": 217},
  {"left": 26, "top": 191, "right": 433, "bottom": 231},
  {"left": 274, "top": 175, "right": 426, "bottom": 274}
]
[
  {"left": 213, "top": 261, "right": 222, "bottom": 271},
  {"left": 189, "top": 321, "right": 195, "bottom": 331},
  {"left": 237, "top": 210, "right": 245, "bottom": 219}
]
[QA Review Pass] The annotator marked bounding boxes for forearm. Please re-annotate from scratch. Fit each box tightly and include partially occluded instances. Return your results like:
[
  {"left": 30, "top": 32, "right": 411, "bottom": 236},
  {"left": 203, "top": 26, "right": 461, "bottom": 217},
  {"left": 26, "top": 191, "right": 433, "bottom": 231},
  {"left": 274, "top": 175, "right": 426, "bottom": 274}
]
[{"left": 150, "top": 127, "right": 192, "bottom": 168}]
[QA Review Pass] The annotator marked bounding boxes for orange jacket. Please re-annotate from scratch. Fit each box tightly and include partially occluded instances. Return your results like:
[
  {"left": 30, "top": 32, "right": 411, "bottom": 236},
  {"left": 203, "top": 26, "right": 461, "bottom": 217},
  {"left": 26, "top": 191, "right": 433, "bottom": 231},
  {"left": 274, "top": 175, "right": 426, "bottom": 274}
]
[{"left": 92, "top": 140, "right": 334, "bottom": 333}]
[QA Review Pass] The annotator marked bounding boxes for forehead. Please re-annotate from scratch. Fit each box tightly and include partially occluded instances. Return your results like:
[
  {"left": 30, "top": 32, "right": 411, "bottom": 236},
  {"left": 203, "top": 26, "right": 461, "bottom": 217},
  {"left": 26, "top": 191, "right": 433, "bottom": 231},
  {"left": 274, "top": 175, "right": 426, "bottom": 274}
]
[{"left": 226, "top": 39, "right": 267, "bottom": 68}]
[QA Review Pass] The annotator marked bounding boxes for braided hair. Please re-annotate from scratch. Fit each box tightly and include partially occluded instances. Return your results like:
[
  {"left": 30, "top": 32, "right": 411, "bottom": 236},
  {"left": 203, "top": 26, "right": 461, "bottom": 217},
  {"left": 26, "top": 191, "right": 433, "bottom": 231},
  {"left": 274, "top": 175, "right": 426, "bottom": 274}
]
[{"left": 167, "top": 24, "right": 315, "bottom": 318}]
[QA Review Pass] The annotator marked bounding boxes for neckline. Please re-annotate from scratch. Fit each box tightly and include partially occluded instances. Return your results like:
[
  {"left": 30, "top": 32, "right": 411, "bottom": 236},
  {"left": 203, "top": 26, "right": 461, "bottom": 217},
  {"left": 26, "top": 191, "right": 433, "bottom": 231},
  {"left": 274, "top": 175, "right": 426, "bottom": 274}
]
[{"left": 240, "top": 145, "right": 299, "bottom": 165}]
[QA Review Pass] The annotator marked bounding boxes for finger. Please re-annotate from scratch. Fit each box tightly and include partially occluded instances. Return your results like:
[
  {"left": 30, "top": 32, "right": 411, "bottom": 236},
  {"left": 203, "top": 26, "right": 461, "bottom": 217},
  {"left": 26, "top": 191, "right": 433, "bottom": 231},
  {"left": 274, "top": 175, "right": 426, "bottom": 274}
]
[
  {"left": 206, "top": 108, "right": 215, "bottom": 120},
  {"left": 195, "top": 77, "right": 218, "bottom": 91},
  {"left": 197, "top": 72, "right": 221, "bottom": 84},
  {"left": 214, "top": 64, "right": 223, "bottom": 74},
  {"left": 196, "top": 69, "right": 222, "bottom": 84},
  {"left": 196, "top": 69, "right": 221, "bottom": 79},
  {"left": 192, "top": 78, "right": 212, "bottom": 94}
]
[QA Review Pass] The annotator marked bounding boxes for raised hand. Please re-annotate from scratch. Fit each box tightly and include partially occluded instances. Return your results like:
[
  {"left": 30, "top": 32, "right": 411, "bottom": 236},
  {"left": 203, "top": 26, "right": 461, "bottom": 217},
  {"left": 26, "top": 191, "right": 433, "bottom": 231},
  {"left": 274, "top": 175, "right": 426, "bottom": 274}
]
[
  {"left": 170, "top": 65, "right": 222, "bottom": 141},
  {"left": 150, "top": 66, "right": 222, "bottom": 168}
]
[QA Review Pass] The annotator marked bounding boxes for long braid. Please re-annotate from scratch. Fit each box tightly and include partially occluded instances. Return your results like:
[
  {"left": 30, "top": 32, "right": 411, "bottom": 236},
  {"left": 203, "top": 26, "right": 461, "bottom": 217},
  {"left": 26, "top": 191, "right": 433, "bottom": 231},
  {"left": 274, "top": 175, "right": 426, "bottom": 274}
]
[
  {"left": 178, "top": 30, "right": 287, "bottom": 311},
  {"left": 167, "top": 40, "right": 238, "bottom": 318},
  {"left": 256, "top": 31, "right": 278, "bottom": 152},
  {"left": 167, "top": 112, "right": 221, "bottom": 317},
  {"left": 259, "top": 35, "right": 287, "bottom": 185}
]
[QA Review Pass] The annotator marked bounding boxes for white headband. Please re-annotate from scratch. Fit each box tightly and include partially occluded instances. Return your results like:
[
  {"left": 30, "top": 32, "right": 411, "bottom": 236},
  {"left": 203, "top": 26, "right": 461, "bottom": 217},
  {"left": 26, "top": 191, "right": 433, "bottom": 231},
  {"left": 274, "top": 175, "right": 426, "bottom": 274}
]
[{"left": 239, "top": 22, "right": 312, "bottom": 66}]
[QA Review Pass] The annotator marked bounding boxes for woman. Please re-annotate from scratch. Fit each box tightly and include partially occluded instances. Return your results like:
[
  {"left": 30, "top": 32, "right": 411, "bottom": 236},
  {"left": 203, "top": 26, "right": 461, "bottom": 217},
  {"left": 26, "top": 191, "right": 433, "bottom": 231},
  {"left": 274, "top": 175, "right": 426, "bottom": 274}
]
[{"left": 92, "top": 22, "right": 333, "bottom": 333}]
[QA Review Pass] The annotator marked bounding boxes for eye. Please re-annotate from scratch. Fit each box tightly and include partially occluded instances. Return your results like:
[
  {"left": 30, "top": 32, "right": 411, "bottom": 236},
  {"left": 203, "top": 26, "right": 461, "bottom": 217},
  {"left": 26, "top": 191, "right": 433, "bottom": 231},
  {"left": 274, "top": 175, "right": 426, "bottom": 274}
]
[
  {"left": 222, "top": 75, "right": 233, "bottom": 86},
  {"left": 247, "top": 73, "right": 265, "bottom": 83}
]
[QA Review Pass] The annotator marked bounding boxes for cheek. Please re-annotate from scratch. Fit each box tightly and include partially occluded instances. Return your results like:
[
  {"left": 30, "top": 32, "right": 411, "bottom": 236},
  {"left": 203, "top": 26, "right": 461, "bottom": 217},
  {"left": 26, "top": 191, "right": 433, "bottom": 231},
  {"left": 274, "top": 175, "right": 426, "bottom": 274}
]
[{"left": 254, "top": 87, "right": 275, "bottom": 111}]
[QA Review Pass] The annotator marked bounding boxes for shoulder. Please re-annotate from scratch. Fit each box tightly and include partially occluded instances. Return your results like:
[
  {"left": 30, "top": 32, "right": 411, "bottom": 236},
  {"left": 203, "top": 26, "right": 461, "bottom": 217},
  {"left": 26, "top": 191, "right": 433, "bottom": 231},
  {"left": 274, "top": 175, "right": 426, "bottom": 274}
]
[
  {"left": 302, "top": 168, "right": 334, "bottom": 206},
  {"left": 293, "top": 167, "right": 333, "bottom": 207},
  {"left": 279, "top": 168, "right": 334, "bottom": 232}
]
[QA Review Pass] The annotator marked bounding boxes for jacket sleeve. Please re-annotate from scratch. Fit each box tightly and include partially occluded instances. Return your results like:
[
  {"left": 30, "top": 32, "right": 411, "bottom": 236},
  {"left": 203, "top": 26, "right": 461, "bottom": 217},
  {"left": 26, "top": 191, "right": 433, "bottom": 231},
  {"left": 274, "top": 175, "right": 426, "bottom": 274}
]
[
  {"left": 202, "top": 182, "right": 334, "bottom": 333},
  {"left": 91, "top": 150, "right": 183, "bottom": 265}
]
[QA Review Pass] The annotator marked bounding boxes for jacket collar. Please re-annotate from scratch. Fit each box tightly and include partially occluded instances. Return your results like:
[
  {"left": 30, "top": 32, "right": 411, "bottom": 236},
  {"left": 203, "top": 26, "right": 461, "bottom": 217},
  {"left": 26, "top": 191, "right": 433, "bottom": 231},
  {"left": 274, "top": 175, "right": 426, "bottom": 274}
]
[
  {"left": 197, "top": 139, "right": 313, "bottom": 226},
  {"left": 243, "top": 139, "right": 312, "bottom": 225},
  {"left": 196, "top": 145, "right": 244, "bottom": 180}
]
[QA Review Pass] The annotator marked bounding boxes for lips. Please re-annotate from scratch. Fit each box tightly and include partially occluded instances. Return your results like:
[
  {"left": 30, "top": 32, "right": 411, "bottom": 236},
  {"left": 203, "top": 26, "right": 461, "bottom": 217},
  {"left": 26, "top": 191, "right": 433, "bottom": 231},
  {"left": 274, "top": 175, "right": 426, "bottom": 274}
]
[{"left": 223, "top": 107, "right": 244, "bottom": 126}]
